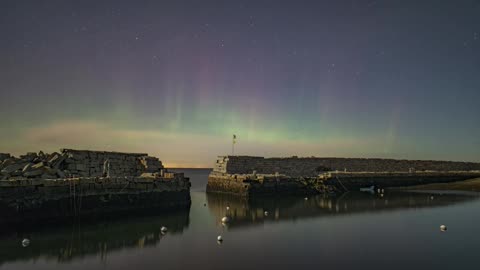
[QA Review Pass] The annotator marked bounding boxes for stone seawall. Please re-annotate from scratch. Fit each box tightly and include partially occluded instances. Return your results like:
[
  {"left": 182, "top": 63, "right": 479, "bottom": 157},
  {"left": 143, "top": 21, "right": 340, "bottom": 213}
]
[
  {"left": 322, "top": 171, "right": 480, "bottom": 190},
  {"left": 0, "top": 175, "right": 191, "bottom": 226},
  {"left": 0, "top": 149, "right": 191, "bottom": 225},
  {"left": 213, "top": 156, "right": 480, "bottom": 176},
  {"left": 207, "top": 171, "right": 480, "bottom": 196},
  {"left": 207, "top": 172, "right": 336, "bottom": 196}
]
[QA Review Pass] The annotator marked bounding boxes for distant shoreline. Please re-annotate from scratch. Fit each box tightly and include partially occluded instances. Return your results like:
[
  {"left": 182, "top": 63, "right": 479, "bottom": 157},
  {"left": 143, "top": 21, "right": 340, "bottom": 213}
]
[{"left": 395, "top": 178, "right": 480, "bottom": 192}]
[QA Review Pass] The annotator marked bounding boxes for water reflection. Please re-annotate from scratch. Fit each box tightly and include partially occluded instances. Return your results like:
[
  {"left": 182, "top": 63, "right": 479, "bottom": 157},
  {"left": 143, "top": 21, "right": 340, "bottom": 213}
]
[
  {"left": 0, "top": 209, "right": 190, "bottom": 266},
  {"left": 207, "top": 191, "right": 479, "bottom": 229}
]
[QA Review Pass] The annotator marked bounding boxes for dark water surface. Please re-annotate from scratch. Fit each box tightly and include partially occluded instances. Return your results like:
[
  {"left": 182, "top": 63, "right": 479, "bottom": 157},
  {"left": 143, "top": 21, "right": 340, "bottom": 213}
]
[{"left": 2, "top": 169, "right": 480, "bottom": 270}]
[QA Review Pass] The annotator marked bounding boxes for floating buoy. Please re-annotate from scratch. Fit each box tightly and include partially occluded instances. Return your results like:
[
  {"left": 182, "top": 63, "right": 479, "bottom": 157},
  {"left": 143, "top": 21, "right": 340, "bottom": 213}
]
[
  {"left": 217, "top": 235, "right": 223, "bottom": 242},
  {"left": 440, "top": 225, "right": 447, "bottom": 232},
  {"left": 221, "top": 216, "right": 230, "bottom": 223},
  {"left": 264, "top": 211, "right": 269, "bottom": 216},
  {"left": 22, "top": 238, "right": 30, "bottom": 247},
  {"left": 161, "top": 226, "right": 168, "bottom": 234}
]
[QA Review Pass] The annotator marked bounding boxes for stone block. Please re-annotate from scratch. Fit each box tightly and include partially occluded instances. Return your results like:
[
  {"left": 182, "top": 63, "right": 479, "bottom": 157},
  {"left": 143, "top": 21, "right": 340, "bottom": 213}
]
[
  {"left": 22, "top": 163, "right": 34, "bottom": 172},
  {"left": 24, "top": 169, "right": 44, "bottom": 177},
  {"left": 32, "top": 162, "right": 47, "bottom": 170},
  {"left": 1, "top": 163, "right": 27, "bottom": 174}
]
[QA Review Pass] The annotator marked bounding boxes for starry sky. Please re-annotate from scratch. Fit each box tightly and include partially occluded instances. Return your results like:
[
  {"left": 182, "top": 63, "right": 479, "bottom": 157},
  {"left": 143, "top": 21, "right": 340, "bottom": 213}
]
[{"left": 1, "top": 0, "right": 479, "bottom": 167}]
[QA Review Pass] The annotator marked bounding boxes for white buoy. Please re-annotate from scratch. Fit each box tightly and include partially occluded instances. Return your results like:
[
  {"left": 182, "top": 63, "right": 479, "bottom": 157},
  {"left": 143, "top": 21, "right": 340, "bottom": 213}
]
[
  {"left": 440, "top": 225, "right": 447, "bottom": 232},
  {"left": 221, "top": 216, "right": 230, "bottom": 223},
  {"left": 22, "top": 238, "right": 30, "bottom": 247},
  {"left": 217, "top": 235, "right": 223, "bottom": 242},
  {"left": 161, "top": 226, "right": 168, "bottom": 234},
  {"left": 264, "top": 211, "right": 269, "bottom": 216}
]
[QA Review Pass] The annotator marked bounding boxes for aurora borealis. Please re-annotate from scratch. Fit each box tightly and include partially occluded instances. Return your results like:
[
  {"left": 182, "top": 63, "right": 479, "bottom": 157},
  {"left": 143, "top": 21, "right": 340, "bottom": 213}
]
[{"left": 1, "top": 1, "right": 479, "bottom": 167}]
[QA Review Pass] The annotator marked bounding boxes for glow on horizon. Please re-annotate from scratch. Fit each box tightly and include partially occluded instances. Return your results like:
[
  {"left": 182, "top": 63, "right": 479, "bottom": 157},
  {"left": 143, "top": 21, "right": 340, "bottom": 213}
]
[{"left": 1, "top": 1, "right": 479, "bottom": 165}]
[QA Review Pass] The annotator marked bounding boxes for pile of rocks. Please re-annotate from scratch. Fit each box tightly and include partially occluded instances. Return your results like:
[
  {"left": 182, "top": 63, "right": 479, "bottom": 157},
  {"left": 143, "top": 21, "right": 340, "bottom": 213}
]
[
  {"left": 0, "top": 151, "right": 67, "bottom": 180},
  {"left": 0, "top": 149, "right": 165, "bottom": 180}
]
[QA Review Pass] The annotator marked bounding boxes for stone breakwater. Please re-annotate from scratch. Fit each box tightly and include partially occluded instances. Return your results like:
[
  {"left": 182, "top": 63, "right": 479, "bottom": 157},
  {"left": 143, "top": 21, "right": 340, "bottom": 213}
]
[
  {"left": 207, "top": 156, "right": 480, "bottom": 196},
  {"left": 0, "top": 149, "right": 191, "bottom": 225},
  {"left": 207, "top": 172, "right": 337, "bottom": 196},
  {"left": 213, "top": 156, "right": 480, "bottom": 176}
]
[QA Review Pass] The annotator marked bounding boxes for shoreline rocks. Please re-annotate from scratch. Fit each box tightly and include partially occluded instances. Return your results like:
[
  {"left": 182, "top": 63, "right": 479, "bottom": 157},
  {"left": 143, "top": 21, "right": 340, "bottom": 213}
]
[{"left": 0, "top": 149, "right": 168, "bottom": 180}]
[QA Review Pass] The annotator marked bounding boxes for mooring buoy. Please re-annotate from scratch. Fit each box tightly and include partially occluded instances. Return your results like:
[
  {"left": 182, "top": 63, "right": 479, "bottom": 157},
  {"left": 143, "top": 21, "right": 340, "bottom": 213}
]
[
  {"left": 22, "top": 239, "right": 30, "bottom": 247},
  {"left": 440, "top": 225, "right": 447, "bottom": 232},
  {"left": 221, "top": 216, "right": 230, "bottom": 223}
]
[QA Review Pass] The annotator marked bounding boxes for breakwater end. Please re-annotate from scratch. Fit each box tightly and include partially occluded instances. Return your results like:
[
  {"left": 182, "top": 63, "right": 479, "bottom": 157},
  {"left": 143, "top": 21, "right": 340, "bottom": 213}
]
[
  {"left": 207, "top": 156, "right": 480, "bottom": 196},
  {"left": 0, "top": 149, "right": 191, "bottom": 225}
]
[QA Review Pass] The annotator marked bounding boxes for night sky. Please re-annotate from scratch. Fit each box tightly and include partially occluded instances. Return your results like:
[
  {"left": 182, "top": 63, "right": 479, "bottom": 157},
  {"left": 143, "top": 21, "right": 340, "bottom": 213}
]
[{"left": 1, "top": 1, "right": 479, "bottom": 167}]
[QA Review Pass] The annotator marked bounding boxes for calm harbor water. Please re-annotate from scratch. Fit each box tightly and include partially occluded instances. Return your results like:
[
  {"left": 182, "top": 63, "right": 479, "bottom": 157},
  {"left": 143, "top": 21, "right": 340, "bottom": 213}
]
[{"left": 1, "top": 168, "right": 480, "bottom": 270}]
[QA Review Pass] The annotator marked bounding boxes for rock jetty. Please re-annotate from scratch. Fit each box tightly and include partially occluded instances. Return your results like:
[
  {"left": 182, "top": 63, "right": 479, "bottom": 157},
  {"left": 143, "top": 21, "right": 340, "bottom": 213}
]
[{"left": 207, "top": 156, "right": 480, "bottom": 196}]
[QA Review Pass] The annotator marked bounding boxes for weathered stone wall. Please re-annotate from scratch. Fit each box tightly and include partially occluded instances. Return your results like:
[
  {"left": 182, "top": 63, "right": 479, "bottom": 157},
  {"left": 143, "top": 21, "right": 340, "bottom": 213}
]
[
  {"left": 0, "top": 176, "right": 191, "bottom": 226},
  {"left": 206, "top": 172, "right": 332, "bottom": 196},
  {"left": 214, "top": 156, "right": 480, "bottom": 176},
  {"left": 61, "top": 149, "right": 163, "bottom": 177}
]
